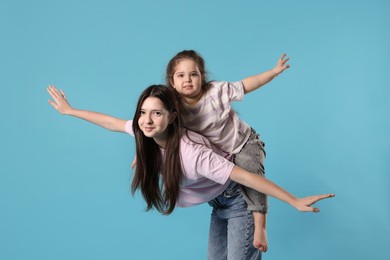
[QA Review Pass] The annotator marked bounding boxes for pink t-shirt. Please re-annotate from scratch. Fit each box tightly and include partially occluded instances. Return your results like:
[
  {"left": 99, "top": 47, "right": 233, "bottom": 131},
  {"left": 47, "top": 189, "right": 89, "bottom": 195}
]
[
  {"left": 125, "top": 121, "right": 234, "bottom": 207},
  {"left": 181, "top": 81, "right": 252, "bottom": 154}
]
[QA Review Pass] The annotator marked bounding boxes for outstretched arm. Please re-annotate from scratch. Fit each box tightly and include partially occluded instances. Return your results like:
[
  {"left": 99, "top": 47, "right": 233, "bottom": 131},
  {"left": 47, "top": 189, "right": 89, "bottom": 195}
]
[
  {"left": 230, "top": 165, "right": 334, "bottom": 212},
  {"left": 47, "top": 85, "right": 127, "bottom": 133},
  {"left": 242, "top": 53, "right": 290, "bottom": 94}
]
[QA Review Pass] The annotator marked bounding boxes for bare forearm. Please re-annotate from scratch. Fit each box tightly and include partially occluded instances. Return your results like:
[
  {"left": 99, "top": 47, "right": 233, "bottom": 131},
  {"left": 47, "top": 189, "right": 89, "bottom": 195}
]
[
  {"left": 242, "top": 53, "right": 290, "bottom": 94},
  {"left": 230, "top": 166, "right": 298, "bottom": 207},
  {"left": 65, "top": 108, "right": 127, "bottom": 132},
  {"left": 47, "top": 85, "right": 128, "bottom": 132},
  {"left": 242, "top": 69, "right": 278, "bottom": 94},
  {"left": 230, "top": 166, "right": 335, "bottom": 212}
]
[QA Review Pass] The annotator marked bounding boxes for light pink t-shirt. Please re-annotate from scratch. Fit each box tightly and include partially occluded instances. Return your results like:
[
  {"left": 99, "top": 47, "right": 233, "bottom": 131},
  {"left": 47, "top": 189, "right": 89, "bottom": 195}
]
[
  {"left": 181, "top": 81, "right": 252, "bottom": 154},
  {"left": 125, "top": 121, "right": 234, "bottom": 207}
]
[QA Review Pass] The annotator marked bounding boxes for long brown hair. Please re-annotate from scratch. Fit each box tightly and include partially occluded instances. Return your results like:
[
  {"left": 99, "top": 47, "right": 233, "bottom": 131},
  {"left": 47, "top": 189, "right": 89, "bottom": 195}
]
[
  {"left": 131, "top": 85, "right": 183, "bottom": 215},
  {"left": 165, "top": 50, "right": 209, "bottom": 90}
]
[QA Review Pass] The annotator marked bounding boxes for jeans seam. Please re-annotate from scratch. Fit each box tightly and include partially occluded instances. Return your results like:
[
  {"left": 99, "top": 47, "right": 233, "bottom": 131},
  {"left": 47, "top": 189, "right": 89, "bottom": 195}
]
[{"left": 244, "top": 212, "right": 251, "bottom": 256}]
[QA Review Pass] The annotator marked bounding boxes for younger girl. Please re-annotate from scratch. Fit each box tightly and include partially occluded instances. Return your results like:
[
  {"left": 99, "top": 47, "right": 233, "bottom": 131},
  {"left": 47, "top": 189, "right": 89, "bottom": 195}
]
[
  {"left": 166, "top": 50, "right": 289, "bottom": 252},
  {"left": 47, "top": 84, "right": 334, "bottom": 260}
]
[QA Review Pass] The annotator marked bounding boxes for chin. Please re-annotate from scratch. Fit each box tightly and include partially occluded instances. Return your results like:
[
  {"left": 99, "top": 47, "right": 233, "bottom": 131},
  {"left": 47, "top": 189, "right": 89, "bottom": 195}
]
[{"left": 141, "top": 132, "right": 154, "bottom": 138}]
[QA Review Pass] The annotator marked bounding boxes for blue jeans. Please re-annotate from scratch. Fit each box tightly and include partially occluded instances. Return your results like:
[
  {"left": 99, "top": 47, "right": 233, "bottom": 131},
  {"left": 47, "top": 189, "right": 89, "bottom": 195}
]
[{"left": 208, "top": 182, "right": 261, "bottom": 260}]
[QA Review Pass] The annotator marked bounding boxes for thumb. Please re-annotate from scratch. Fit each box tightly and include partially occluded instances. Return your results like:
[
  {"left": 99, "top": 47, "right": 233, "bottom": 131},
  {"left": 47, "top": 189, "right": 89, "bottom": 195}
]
[{"left": 311, "top": 207, "right": 320, "bottom": 213}]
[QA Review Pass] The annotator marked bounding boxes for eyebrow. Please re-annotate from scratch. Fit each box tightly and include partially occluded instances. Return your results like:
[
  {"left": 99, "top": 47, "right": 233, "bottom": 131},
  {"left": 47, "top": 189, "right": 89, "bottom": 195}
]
[
  {"left": 175, "top": 70, "right": 199, "bottom": 74},
  {"left": 140, "top": 108, "right": 165, "bottom": 112}
]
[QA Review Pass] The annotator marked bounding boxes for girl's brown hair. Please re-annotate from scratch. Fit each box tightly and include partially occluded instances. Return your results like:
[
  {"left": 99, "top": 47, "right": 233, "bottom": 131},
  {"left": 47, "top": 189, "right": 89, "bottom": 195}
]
[
  {"left": 165, "top": 50, "right": 209, "bottom": 90},
  {"left": 131, "top": 85, "right": 183, "bottom": 215}
]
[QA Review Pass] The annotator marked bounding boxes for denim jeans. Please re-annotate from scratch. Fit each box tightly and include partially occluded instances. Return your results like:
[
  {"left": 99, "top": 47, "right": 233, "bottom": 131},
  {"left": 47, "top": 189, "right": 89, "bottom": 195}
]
[
  {"left": 208, "top": 181, "right": 261, "bottom": 260},
  {"left": 234, "top": 128, "right": 268, "bottom": 213}
]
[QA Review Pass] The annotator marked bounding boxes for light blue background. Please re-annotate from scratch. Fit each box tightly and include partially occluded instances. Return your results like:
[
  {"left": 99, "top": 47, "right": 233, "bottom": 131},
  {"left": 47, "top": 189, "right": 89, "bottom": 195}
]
[{"left": 1, "top": 0, "right": 389, "bottom": 259}]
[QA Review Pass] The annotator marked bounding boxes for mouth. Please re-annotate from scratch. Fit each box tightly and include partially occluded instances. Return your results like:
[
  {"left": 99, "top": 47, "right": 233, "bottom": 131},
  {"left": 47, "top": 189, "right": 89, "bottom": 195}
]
[
  {"left": 144, "top": 127, "right": 155, "bottom": 132},
  {"left": 183, "top": 85, "right": 193, "bottom": 89}
]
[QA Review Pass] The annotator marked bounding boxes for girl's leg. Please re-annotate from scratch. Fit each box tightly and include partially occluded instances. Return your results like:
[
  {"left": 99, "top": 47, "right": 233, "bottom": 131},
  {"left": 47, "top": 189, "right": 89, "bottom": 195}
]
[
  {"left": 208, "top": 182, "right": 261, "bottom": 260},
  {"left": 227, "top": 210, "right": 261, "bottom": 260},
  {"left": 208, "top": 208, "right": 227, "bottom": 260},
  {"left": 234, "top": 129, "right": 268, "bottom": 251},
  {"left": 252, "top": 213, "right": 267, "bottom": 251}
]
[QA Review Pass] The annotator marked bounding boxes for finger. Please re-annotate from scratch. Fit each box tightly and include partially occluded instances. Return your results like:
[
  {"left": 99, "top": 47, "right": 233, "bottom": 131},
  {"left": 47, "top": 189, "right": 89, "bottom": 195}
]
[
  {"left": 60, "top": 89, "right": 66, "bottom": 99},
  {"left": 305, "top": 194, "right": 335, "bottom": 208},
  {"left": 305, "top": 194, "right": 335, "bottom": 206},
  {"left": 49, "top": 85, "right": 62, "bottom": 99},
  {"left": 47, "top": 87, "right": 58, "bottom": 100},
  {"left": 49, "top": 86, "right": 66, "bottom": 103},
  {"left": 48, "top": 85, "right": 58, "bottom": 93},
  {"left": 315, "top": 194, "right": 336, "bottom": 202},
  {"left": 280, "top": 59, "right": 290, "bottom": 69},
  {"left": 48, "top": 85, "right": 61, "bottom": 98},
  {"left": 47, "top": 87, "right": 62, "bottom": 103},
  {"left": 48, "top": 99, "right": 58, "bottom": 109},
  {"left": 302, "top": 205, "right": 320, "bottom": 213}
]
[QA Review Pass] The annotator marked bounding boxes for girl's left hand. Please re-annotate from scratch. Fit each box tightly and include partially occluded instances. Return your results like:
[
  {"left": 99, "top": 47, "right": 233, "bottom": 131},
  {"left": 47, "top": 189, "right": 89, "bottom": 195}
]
[
  {"left": 47, "top": 85, "right": 72, "bottom": 115},
  {"left": 294, "top": 194, "right": 335, "bottom": 212},
  {"left": 272, "top": 53, "right": 290, "bottom": 76}
]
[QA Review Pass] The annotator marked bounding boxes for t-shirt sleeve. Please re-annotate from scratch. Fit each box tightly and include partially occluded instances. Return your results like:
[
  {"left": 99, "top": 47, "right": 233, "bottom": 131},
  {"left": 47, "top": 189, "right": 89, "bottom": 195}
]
[
  {"left": 213, "top": 80, "right": 245, "bottom": 102},
  {"left": 197, "top": 148, "right": 234, "bottom": 184},
  {"left": 125, "top": 120, "right": 134, "bottom": 136},
  {"left": 181, "top": 138, "right": 234, "bottom": 185}
]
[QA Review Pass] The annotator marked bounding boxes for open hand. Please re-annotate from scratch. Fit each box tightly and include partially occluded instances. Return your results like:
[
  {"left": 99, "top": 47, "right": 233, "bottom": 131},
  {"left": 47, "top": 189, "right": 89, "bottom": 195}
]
[
  {"left": 294, "top": 194, "right": 335, "bottom": 212},
  {"left": 47, "top": 85, "right": 72, "bottom": 114},
  {"left": 272, "top": 53, "right": 290, "bottom": 76}
]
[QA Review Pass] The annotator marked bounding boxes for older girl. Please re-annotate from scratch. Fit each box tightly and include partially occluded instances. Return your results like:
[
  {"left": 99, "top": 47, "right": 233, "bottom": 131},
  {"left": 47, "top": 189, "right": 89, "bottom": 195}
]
[{"left": 47, "top": 84, "right": 333, "bottom": 260}]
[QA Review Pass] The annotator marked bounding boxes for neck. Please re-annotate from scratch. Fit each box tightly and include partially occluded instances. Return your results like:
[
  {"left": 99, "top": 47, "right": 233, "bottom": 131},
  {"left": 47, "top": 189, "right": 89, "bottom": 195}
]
[
  {"left": 153, "top": 136, "right": 167, "bottom": 149},
  {"left": 183, "top": 92, "right": 203, "bottom": 105}
]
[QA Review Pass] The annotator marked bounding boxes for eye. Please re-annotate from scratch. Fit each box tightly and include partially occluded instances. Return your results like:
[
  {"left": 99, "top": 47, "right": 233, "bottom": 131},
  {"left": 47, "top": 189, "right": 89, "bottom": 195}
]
[
  {"left": 153, "top": 111, "right": 162, "bottom": 117},
  {"left": 191, "top": 72, "right": 199, "bottom": 77},
  {"left": 139, "top": 110, "right": 146, "bottom": 115},
  {"left": 176, "top": 73, "right": 184, "bottom": 78}
]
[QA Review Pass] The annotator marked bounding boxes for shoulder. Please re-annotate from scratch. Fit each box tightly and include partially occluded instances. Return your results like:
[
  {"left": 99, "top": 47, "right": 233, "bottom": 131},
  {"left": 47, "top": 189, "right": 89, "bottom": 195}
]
[
  {"left": 180, "top": 129, "right": 211, "bottom": 147},
  {"left": 209, "top": 80, "right": 243, "bottom": 88},
  {"left": 206, "top": 81, "right": 244, "bottom": 103},
  {"left": 179, "top": 129, "right": 229, "bottom": 158},
  {"left": 207, "top": 81, "right": 244, "bottom": 95},
  {"left": 208, "top": 80, "right": 226, "bottom": 90}
]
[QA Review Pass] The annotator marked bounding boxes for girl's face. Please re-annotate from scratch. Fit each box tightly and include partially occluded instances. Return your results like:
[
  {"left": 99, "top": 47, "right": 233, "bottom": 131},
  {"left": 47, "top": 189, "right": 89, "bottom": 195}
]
[
  {"left": 138, "top": 97, "right": 175, "bottom": 148},
  {"left": 171, "top": 59, "right": 203, "bottom": 105}
]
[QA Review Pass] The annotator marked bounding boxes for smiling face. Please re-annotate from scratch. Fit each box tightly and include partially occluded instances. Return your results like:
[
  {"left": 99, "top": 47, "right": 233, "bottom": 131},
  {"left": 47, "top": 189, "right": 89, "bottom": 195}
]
[
  {"left": 138, "top": 97, "right": 175, "bottom": 148},
  {"left": 171, "top": 59, "right": 203, "bottom": 105}
]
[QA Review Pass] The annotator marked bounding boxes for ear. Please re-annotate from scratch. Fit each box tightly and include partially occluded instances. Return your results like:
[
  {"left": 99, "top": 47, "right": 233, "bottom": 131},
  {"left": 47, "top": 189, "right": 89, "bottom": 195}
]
[{"left": 169, "top": 112, "right": 177, "bottom": 124}]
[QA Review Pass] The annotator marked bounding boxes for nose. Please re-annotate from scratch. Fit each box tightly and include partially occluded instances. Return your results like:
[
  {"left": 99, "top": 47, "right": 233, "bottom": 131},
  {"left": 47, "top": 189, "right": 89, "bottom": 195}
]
[
  {"left": 144, "top": 113, "right": 153, "bottom": 124},
  {"left": 185, "top": 74, "right": 192, "bottom": 82}
]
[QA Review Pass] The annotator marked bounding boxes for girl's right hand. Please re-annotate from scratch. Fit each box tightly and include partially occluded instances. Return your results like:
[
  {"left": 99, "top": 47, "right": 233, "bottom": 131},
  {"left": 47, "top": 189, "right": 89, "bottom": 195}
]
[
  {"left": 131, "top": 156, "right": 137, "bottom": 169},
  {"left": 293, "top": 194, "right": 335, "bottom": 212},
  {"left": 47, "top": 85, "right": 72, "bottom": 114}
]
